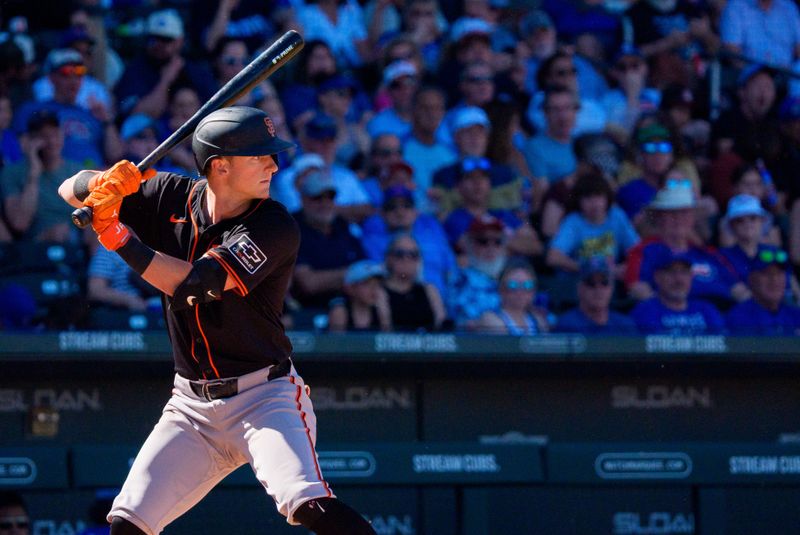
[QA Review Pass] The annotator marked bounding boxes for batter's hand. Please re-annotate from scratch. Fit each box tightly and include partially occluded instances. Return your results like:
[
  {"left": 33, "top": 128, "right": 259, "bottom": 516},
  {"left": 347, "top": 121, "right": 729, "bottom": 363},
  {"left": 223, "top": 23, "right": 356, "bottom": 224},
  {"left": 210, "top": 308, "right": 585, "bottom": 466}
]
[
  {"left": 94, "top": 160, "right": 157, "bottom": 198},
  {"left": 84, "top": 187, "right": 130, "bottom": 250}
]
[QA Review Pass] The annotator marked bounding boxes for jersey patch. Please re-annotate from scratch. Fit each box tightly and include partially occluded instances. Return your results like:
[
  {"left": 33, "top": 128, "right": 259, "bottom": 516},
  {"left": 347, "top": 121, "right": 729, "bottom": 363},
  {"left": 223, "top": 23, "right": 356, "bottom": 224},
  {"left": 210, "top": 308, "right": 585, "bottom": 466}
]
[{"left": 228, "top": 235, "right": 268, "bottom": 274}]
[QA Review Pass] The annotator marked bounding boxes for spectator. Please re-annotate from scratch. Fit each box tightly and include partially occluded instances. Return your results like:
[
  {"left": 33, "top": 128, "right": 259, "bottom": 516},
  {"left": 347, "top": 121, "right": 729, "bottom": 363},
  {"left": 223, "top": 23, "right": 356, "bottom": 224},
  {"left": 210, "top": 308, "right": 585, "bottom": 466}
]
[
  {"left": 403, "top": 86, "right": 457, "bottom": 212},
  {"left": 298, "top": 112, "right": 372, "bottom": 222},
  {"left": 0, "top": 491, "right": 29, "bottom": 535},
  {"left": 437, "top": 61, "right": 496, "bottom": 148},
  {"left": 158, "top": 87, "right": 201, "bottom": 176},
  {"left": 632, "top": 249, "right": 726, "bottom": 335},
  {"left": 437, "top": 18, "right": 494, "bottom": 104},
  {"left": 484, "top": 99, "right": 533, "bottom": 200},
  {"left": 32, "top": 33, "right": 115, "bottom": 120},
  {"left": 659, "top": 84, "right": 710, "bottom": 165},
  {"left": 726, "top": 246, "right": 800, "bottom": 334},
  {"left": 367, "top": 60, "right": 419, "bottom": 139},
  {"left": 776, "top": 96, "right": 800, "bottom": 210},
  {"left": 602, "top": 45, "right": 661, "bottom": 136},
  {"left": 328, "top": 259, "right": 391, "bottom": 332},
  {"left": 523, "top": 85, "right": 578, "bottom": 186},
  {"left": 211, "top": 38, "right": 252, "bottom": 102},
  {"left": 280, "top": 40, "right": 338, "bottom": 130},
  {"left": 556, "top": 256, "right": 638, "bottom": 334},
  {"left": 292, "top": 172, "right": 365, "bottom": 310},
  {"left": 448, "top": 215, "right": 510, "bottom": 328},
  {"left": 625, "top": 185, "right": 749, "bottom": 305},
  {"left": 199, "top": 0, "right": 277, "bottom": 54},
  {"left": 381, "top": 34, "right": 427, "bottom": 76},
  {"left": 475, "top": 259, "right": 549, "bottom": 334},
  {"left": 430, "top": 106, "right": 524, "bottom": 215},
  {"left": 14, "top": 48, "right": 121, "bottom": 168},
  {"left": 117, "top": 114, "right": 172, "bottom": 173},
  {"left": 361, "top": 185, "right": 456, "bottom": 301},
  {"left": 526, "top": 51, "right": 607, "bottom": 136},
  {"left": 402, "top": 0, "right": 446, "bottom": 72},
  {"left": 296, "top": 0, "right": 371, "bottom": 68},
  {"left": 0, "top": 95, "right": 21, "bottom": 167},
  {"left": 361, "top": 133, "right": 404, "bottom": 206},
  {"left": 1, "top": 111, "right": 83, "bottom": 242},
  {"left": 443, "top": 157, "right": 539, "bottom": 257},
  {"left": 720, "top": 0, "right": 800, "bottom": 69},
  {"left": 547, "top": 169, "right": 639, "bottom": 277},
  {"left": 115, "top": 9, "right": 216, "bottom": 119},
  {"left": 87, "top": 246, "right": 155, "bottom": 313},
  {"left": 317, "top": 74, "right": 370, "bottom": 167},
  {"left": 382, "top": 233, "right": 448, "bottom": 332},
  {"left": 719, "top": 195, "right": 781, "bottom": 274}
]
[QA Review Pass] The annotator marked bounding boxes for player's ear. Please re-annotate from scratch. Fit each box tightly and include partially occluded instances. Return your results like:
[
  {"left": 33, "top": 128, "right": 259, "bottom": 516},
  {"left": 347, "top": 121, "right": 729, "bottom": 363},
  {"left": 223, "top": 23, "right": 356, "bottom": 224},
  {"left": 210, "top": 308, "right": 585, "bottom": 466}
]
[{"left": 210, "top": 157, "right": 230, "bottom": 176}]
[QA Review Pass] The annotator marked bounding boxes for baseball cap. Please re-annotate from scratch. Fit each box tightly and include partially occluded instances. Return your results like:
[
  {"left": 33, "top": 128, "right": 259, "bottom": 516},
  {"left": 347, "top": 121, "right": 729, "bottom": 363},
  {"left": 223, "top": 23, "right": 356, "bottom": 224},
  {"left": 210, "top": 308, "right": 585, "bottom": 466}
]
[
  {"left": 147, "top": 9, "right": 184, "bottom": 39},
  {"left": 579, "top": 256, "right": 611, "bottom": 281},
  {"left": 520, "top": 10, "right": 554, "bottom": 35},
  {"left": 453, "top": 106, "right": 490, "bottom": 132},
  {"left": 750, "top": 245, "right": 789, "bottom": 273},
  {"left": 723, "top": 194, "right": 770, "bottom": 226},
  {"left": 344, "top": 260, "right": 386, "bottom": 285},
  {"left": 779, "top": 96, "right": 800, "bottom": 122},
  {"left": 44, "top": 48, "right": 84, "bottom": 74},
  {"left": 635, "top": 123, "right": 670, "bottom": 145},
  {"left": 649, "top": 184, "right": 696, "bottom": 211},
  {"left": 468, "top": 214, "right": 505, "bottom": 236},
  {"left": 382, "top": 60, "right": 418, "bottom": 86},
  {"left": 120, "top": 114, "right": 157, "bottom": 141},
  {"left": 737, "top": 64, "right": 772, "bottom": 87},
  {"left": 305, "top": 113, "right": 337, "bottom": 140},
  {"left": 650, "top": 246, "right": 693, "bottom": 272},
  {"left": 300, "top": 171, "right": 336, "bottom": 197},
  {"left": 292, "top": 153, "right": 325, "bottom": 175},
  {"left": 383, "top": 185, "right": 415, "bottom": 208},
  {"left": 449, "top": 17, "right": 492, "bottom": 43}
]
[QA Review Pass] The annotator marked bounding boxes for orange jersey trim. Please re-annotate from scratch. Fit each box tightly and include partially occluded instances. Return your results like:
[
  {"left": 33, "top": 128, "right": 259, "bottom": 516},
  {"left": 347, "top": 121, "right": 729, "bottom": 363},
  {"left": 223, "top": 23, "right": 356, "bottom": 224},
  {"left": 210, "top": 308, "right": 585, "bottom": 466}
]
[{"left": 205, "top": 250, "right": 248, "bottom": 296}]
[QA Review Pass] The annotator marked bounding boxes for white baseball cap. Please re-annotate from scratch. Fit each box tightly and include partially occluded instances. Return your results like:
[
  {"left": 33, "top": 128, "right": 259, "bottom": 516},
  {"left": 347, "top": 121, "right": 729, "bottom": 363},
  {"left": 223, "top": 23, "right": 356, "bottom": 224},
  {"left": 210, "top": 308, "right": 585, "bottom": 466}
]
[
  {"left": 649, "top": 184, "right": 696, "bottom": 210},
  {"left": 453, "top": 106, "right": 490, "bottom": 132},
  {"left": 147, "top": 9, "right": 184, "bottom": 39},
  {"left": 382, "top": 60, "right": 418, "bottom": 86},
  {"left": 722, "top": 193, "right": 771, "bottom": 230}
]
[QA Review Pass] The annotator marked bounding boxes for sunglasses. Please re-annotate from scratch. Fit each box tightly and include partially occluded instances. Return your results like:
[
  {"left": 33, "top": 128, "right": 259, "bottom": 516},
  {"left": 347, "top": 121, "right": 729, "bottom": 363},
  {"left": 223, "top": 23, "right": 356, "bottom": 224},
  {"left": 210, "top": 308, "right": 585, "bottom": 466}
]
[
  {"left": 474, "top": 236, "right": 503, "bottom": 246},
  {"left": 758, "top": 249, "right": 788, "bottom": 264},
  {"left": 0, "top": 516, "right": 30, "bottom": 530},
  {"left": 56, "top": 64, "right": 87, "bottom": 76},
  {"left": 504, "top": 280, "right": 535, "bottom": 291},
  {"left": 390, "top": 248, "right": 420, "bottom": 260},
  {"left": 461, "top": 157, "right": 490, "bottom": 173},
  {"left": 583, "top": 277, "right": 611, "bottom": 288},
  {"left": 553, "top": 67, "right": 577, "bottom": 77},
  {"left": 641, "top": 141, "right": 673, "bottom": 154},
  {"left": 310, "top": 191, "right": 336, "bottom": 201},
  {"left": 385, "top": 201, "right": 413, "bottom": 211},
  {"left": 222, "top": 56, "right": 246, "bottom": 66}
]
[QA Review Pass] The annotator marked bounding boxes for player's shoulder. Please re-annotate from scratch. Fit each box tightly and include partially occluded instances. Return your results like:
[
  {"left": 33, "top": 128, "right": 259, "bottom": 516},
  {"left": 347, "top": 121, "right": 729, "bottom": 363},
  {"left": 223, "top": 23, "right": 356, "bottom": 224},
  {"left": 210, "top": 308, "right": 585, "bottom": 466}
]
[
  {"left": 141, "top": 172, "right": 202, "bottom": 198},
  {"left": 246, "top": 198, "right": 300, "bottom": 232}
]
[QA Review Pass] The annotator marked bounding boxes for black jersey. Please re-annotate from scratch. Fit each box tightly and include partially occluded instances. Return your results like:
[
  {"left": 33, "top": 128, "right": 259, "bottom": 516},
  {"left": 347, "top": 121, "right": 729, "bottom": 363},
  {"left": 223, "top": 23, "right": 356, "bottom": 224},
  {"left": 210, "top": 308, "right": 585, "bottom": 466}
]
[{"left": 119, "top": 173, "right": 299, "bottom": 380}]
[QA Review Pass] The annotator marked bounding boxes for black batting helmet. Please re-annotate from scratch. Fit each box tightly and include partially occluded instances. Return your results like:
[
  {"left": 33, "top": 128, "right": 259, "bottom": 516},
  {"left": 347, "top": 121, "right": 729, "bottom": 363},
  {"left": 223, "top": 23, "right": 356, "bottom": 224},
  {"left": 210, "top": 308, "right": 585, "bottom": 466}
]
[{"left": 192, "top": 106, "right": 295, "bottom": 173}]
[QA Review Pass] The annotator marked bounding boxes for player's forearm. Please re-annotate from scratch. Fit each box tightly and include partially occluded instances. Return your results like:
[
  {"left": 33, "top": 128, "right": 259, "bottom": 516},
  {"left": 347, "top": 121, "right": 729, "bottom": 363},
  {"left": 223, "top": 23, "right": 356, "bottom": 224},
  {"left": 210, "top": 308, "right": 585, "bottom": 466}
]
[{"left": 140, "top": 251, "right": 194, "bottom": 297}]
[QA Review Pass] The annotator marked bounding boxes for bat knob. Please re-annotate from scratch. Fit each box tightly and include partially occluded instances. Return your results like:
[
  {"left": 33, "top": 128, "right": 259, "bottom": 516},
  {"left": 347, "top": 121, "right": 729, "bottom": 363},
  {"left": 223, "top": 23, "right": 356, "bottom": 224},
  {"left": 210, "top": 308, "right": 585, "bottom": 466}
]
[{"left": 71, "top": 206, "right": 93, "bottom": 229}]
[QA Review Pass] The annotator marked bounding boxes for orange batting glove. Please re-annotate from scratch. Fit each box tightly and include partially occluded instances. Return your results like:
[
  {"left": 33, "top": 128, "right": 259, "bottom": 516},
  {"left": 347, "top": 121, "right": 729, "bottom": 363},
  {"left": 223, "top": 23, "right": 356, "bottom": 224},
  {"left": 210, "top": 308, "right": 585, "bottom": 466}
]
[
  {"left": 84, "top": 186, "right": 130, "bottom": 250},
  {"left": 91, "top": 160, "right": 157, "bottom": 197}
]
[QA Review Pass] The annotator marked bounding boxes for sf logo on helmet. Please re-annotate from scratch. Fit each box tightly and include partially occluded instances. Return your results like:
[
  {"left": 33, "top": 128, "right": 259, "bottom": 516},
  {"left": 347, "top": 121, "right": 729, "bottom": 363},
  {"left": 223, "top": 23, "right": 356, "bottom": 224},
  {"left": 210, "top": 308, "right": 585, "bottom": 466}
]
[{"left": 264, "top": 117, "right": 276, "bottom": 137}]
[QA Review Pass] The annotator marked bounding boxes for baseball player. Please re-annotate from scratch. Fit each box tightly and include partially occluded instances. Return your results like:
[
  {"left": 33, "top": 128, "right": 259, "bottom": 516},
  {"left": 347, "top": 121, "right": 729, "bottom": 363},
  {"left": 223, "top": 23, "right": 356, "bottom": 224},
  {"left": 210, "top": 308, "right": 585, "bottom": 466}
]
[{"left": 58, "top": 106, "right": 376, "bottom": 535}]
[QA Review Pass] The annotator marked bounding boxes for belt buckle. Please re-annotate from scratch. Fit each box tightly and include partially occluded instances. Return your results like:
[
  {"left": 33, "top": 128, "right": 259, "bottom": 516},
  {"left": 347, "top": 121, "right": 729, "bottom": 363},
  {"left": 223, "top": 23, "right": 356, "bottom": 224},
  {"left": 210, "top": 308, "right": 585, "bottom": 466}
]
[{"left": 201, "top": 379, "right": 225, "bottom": 401}]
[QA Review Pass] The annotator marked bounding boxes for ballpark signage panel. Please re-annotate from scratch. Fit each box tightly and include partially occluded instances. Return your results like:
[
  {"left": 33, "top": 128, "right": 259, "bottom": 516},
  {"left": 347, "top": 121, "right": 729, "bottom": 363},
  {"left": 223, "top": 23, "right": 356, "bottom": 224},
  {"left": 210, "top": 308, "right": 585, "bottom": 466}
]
[{"left": 0, "top": 447, "right": 68, "bottom": 488}]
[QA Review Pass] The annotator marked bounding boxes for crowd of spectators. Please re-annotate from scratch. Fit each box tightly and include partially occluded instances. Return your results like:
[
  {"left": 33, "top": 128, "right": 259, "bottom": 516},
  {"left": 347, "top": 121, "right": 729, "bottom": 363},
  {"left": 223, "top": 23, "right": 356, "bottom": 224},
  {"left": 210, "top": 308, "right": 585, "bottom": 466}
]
[{"left": 2, "top": 0, "right": 800, "bottom": 336}]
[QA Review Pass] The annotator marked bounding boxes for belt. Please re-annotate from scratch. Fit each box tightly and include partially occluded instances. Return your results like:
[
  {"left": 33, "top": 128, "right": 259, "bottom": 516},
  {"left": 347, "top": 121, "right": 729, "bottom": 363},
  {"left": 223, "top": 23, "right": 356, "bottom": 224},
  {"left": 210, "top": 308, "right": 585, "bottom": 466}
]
[{"left": 188, "top": 360, "right": 291, "bottom": 401}]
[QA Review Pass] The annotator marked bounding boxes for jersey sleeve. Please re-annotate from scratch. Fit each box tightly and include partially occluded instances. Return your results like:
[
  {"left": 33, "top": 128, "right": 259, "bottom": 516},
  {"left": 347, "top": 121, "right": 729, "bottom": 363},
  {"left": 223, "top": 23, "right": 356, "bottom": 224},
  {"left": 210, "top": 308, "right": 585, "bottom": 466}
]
[
  {"left": 204, "top": 203, "right": 300, "bottom": 296},
  {"left": 119, "top": 172, "right": 194, "bottom": 249}
]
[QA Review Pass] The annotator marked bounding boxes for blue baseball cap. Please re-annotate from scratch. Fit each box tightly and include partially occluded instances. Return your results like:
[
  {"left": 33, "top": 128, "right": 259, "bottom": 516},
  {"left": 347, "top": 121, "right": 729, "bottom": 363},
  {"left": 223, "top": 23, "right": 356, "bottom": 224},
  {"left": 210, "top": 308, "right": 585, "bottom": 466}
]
[
  {"left": 750, "top": 245, "right": 789, "bottom": 273},
  {"left": 344, "top": 260, "right": 386, "bottom": 285},
  {"left": 120, "top": 113, "right": 157, "bottom": 141}
]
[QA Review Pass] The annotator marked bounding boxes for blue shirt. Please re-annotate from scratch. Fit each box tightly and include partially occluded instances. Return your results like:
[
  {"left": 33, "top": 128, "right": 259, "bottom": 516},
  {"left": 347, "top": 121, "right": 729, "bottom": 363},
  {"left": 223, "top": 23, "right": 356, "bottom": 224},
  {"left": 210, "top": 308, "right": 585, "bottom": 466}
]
[
  {"left": 403, "top": 136, "right": 457, "bottom": 213},
  {"left": 726, "top": 299, "right": 800, "bottom": 335},
  {"left": 556, "top": 308, "right": 638, "bottom": 334},
  {"left": 632, "top": 298, "right": 726, "bottom": 334},
  {"left": 616, "top": 178, "right": 657, "bottom": 220},
  {"left": 523, "top": 133, "right": 576, "bottom": 184},
  {"left": 448, "top": 266, "right": 499, "bottom": 327},
  {"left": 721, "top": 0, "right": 800, "bottom": 67},
  {"left": 550, "top": 205, "right": 640, "bottom": 262},
  {"left": 367, "top": 107, "right": 412, "bottom": 138}
]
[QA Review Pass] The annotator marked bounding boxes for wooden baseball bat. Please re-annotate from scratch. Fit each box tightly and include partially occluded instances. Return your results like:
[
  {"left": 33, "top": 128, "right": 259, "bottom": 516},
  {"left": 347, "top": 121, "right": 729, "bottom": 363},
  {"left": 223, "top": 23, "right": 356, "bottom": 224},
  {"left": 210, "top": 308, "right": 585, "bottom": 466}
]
[{"left": 71, "top": 30, "right": 304, "bottom": 228}]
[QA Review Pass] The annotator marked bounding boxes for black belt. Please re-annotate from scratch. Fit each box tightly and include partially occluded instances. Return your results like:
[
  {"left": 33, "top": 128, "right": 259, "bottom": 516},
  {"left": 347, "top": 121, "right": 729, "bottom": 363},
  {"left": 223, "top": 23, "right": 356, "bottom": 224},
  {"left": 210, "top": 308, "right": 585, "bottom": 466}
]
[{"left": 188, "top": 360, "right": 291, "bottom": 401}]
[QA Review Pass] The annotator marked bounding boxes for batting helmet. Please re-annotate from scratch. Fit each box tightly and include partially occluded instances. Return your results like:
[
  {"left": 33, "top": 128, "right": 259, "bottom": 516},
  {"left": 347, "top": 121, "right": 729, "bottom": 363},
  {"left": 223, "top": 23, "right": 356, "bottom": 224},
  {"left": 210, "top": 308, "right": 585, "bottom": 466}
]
[{"left": 192, "top": 106, "right": 295, "bottom": 173}]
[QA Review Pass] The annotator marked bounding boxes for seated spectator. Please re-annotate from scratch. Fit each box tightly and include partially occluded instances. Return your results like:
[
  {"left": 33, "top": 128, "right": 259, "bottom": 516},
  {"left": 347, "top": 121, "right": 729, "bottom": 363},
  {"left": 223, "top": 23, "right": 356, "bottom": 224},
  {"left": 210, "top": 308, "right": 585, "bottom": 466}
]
[
  {"left": 87, "top": 246, "right": 156, "bottom": 312},
  {"left": 198, "top": 1, "right": 277, "bottom": 54},
  {"left": 556, "top": 256, "right": 638, "bottom": 334},
  {"left": 547, "top": 169, "right": 639, "bottom": 278},
  {"left": 292, "top": 172, "right": 365, "bottom": 310},
  {"left": 367, "top": 60, "right": 419, "bottom": 139},
  {"left": 632, "top": 249, "right": 726, "bottom": 335},
  {"left": 720, "top": 0, "right": 800, "bottom": 70},
  {"left": 602, "top": 45, "right": 660, "bottom": 137},
  {"left": 280, "top": 40, "right": 339, "bottom": 130},
  {"left": 317, "top": 74, "right": 370, "bottom": 167},
  {"left": 475, "top": 259, "right": 549, "bottom": 334},
  {"left": 403, "top": 86, "right": 457, "bottom": 213},
  {"left": 296, "top": 0, "right": 371, "bottom": 68},
  {"left": 383, "top": 233, "right": 448, "bottom": 332},
  {"left": 361, "top": 186, "right": 455, "bottom": 301},
  {"left": 660, "top": 84, "right": 710, "bottom": 165},
  {"left": 115, "top": 9, "right": 216, "bottom": 119},
  {"left": 720, "top": 195, "right": 782, "bottom": 278},
  {"left": 0, "top": 490, "right": 30, "bottom": 534},
  {"left": 430, "top": 106, "right": 523, "bottom": 216},
  {"left": 361, "top": 133, "right": 404, "bottom": 207},
  {"left": 437, "top": 17, "right": 494, "bottom": 105},
  {"left": 448, "top": 215, "right": 510, "bottom": 329},
  {"left": 14, "top": 48, "right": 121, "bottom": 168},
  {"left": 1, "top": 111, "right": 83, "bottom": 242},
  {"left": 442, "top": 157, "right": 540, "bottom": 258},
  {"left": 0, "top": 95, "right": 22, "bottom": 168},
  {"left": 401, "top": 0, "right": 446, "bottom": 72},
  {"left": 625, "top": 185, "right": 749, "bottom": 305},
  {"left": 269, "top": 153, "right": 325, "bottom": 213},
  {"left": 437, "top": 61, "right": 496, "bottom": 149},
  {"left": 159, "top": 86, "right": 202, "bottom": 176},
  {"left": 484, "top": 100, "right": 533, "bottom": 207},
  {"left": 523, "top": 85, "right": 578, "bottom": 187},
  {"left": 117, "top": 113, "right": 185, "bottom": 175},
  {"left": 726, "top": 246, "right": 800, "bottom": 335},
  {"left": 252, "top": 80, "right": 296, "bottom": 169},
  {"left": 526, "top": 51, "right": 607, "bottom": 136},
  {"left": 328, "top": 260, "right": 391, "bottom": 332}
]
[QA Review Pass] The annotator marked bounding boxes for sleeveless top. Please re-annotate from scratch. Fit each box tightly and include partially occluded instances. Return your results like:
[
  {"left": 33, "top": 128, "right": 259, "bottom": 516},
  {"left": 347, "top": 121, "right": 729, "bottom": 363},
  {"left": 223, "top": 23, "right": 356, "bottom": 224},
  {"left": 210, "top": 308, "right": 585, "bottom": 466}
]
[
  {"left": 386, "top": 283, "right": 436, "bottom": 332},
  {"left": 498, "top": 309, "right": 539, "bottom": 335},
  {"left": 340, "top": 296, "right": 382, "bottom": 332}
]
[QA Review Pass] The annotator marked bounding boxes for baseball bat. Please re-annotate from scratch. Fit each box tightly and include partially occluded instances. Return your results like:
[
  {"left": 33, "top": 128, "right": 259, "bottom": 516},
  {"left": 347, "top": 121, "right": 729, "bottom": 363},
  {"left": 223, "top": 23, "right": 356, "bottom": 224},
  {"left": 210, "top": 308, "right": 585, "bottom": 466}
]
[{"left": 71, "top": 30, "right": 305, "bottom": 228}]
